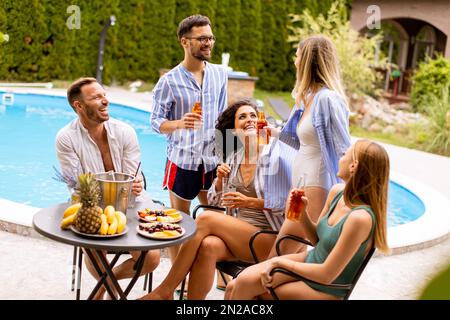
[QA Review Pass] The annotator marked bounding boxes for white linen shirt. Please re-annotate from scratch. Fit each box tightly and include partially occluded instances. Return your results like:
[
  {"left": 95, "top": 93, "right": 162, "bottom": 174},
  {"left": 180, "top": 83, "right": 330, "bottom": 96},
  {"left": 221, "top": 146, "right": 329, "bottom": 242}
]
[{"left": 55, "top": 118, "right": 141, "bottom": 181}]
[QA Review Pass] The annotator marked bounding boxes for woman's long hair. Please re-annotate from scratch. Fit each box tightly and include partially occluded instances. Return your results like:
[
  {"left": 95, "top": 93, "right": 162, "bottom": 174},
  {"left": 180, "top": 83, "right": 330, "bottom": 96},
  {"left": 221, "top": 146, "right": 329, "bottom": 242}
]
[
  {"left": 293, "top": 35, "right": 347, "bottom": 108},
  {"left": 344, "top": 139, "right": 390, "bottom": 254},
  {"left": 215, "top": 99, "right": 258, "bottom": 162}
]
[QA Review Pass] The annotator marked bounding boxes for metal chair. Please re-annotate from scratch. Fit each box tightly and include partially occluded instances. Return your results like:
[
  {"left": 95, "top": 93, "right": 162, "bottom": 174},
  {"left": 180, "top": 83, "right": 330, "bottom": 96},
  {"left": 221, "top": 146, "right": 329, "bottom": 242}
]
[
  {"left": 177, "top": 204, "right": 278, "bottom": 300},
  {"left": 268, "top": 234, "right": 376, "bottom": 300},
  {"left": 71, "top": 171, "right": 158, "bottom": 299}
]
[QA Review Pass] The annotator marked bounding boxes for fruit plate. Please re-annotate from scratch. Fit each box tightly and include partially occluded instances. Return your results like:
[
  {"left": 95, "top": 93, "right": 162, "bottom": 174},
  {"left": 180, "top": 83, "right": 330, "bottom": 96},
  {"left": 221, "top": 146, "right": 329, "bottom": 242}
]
[
  {"left": 69, "top": 225, "right": 128, "bottom": 239},
  {"left": 137, "top": 208, "right": 183, "bottom": 223},
  {"left": 136, "top": 222, "right": 185, "bottom": 240}
]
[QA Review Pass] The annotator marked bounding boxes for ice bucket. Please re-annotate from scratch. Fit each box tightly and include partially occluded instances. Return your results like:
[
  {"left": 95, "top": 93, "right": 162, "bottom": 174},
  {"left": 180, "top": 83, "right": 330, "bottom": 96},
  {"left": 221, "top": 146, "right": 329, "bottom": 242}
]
[{"left": 94, "top": 172, "right": 134, "bottom": 214}]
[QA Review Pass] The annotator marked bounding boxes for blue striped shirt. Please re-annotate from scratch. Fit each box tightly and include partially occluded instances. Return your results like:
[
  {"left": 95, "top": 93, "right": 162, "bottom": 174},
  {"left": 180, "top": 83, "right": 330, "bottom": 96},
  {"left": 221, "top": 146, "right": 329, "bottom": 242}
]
[
  {"left": 151, "top": 62, "right": 228, "bottom": 172},
  {"left": 264, "top": 88, "right": 351, "bottom": 210}
]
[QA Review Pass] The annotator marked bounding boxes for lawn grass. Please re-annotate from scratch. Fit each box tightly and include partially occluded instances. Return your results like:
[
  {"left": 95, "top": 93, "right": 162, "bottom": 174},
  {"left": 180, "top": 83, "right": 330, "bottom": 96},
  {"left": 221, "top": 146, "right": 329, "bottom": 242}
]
[
  {"left": 254, "top": 88, "right": 294, "bottom": 121},
  {"left": 350, "top": 126, "right": 417, "bottom": 148}
]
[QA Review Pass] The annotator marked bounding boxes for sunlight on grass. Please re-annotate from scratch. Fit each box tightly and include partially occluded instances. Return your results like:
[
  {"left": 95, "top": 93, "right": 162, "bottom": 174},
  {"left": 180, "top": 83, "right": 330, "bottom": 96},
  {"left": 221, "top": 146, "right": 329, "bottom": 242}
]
[{"left": 254, "top": 88, "right": 294, "bottom": 121}]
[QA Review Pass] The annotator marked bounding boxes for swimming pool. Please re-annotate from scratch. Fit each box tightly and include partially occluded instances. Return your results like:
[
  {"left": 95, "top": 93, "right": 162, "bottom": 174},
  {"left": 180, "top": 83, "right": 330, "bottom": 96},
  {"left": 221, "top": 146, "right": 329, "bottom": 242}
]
[{"left": 0, "top": 91, "right": 425, "bottom": 227}]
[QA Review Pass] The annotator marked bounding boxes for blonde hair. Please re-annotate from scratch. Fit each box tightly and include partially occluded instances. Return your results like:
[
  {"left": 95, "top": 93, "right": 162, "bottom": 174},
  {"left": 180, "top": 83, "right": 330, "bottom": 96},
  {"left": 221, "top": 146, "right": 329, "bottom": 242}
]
[
  {"left": 344, "top": 139, "right": 390, "bottom": 255},
  {"left": 293, "top": 35, "right": 347, "bottom": 108}
]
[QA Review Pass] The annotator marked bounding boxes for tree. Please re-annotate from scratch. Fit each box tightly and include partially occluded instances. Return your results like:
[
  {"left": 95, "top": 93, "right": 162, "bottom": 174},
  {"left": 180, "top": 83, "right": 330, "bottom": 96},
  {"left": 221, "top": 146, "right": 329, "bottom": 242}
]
[
  {"left": 259, "top": 0, "right": 294, "bottom": 91},
  {"left": 100, "top": 0, "right": 121, "bottom": 84},
  {"left": 236, "top": 0, "right": 262, "bottom": 76},
  {"left": 144, "top": 0, "right": 177, "bottom": 80},
  {"left": 39, "top": 1, "right": 76, "bottom": 81},
  {"left": 198, "top": 0, "right": 216, "bottom": 24},
  {"left": 0, "top": 4, "right": 8, "bottom": 77},
  {"left": 106, "top": 1, "right": 146, "bottom": 84},
  {"left": 0, "top": 0, "right": 48, "bottom": 81},
  {"left": 213, "top": 0, "right": 241, "bottom": 66}
]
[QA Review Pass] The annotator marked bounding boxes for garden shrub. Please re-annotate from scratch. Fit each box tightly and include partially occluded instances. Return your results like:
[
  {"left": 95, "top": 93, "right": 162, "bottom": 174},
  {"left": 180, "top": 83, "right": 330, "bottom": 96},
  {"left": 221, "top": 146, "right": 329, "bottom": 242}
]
[
  {"left": 0, "top": 0, "right": 346, "bottom": 91},
  {"left": 410, "top": 54, "right": 450, "bottom": 113},
  {"left": 423, "top": 85, "right": 450, "bottom": 155}
]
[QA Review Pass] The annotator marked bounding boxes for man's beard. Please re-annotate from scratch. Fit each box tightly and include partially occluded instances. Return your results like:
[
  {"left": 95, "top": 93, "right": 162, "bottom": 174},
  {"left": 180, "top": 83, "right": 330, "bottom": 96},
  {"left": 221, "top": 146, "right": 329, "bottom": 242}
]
[
  {"left": 85, "top": 104, "right": 108, "bottom": 123},
  {"left": 191, "top": 47, "right": 211, "bottom": 61}
]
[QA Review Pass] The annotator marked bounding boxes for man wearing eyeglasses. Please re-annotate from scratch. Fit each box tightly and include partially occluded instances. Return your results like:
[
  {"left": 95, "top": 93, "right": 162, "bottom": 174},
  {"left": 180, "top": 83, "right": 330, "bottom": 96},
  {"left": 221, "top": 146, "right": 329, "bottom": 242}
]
[{"left": 151, "top": 15, "right": 228, "bottom": 265}]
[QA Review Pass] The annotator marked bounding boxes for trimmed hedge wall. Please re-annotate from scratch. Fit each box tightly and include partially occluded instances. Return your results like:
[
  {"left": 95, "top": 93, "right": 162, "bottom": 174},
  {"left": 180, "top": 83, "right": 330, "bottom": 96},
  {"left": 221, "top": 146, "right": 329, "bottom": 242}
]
[{"left": 0, "top": 0, "right": 337, "bottom": 91}]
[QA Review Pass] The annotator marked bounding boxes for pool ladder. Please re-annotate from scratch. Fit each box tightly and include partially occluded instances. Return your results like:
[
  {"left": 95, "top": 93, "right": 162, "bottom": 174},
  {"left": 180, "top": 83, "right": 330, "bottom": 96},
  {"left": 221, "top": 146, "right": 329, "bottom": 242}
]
[{"left": 2, "top": 93, "right": 14, "bottom": 105}]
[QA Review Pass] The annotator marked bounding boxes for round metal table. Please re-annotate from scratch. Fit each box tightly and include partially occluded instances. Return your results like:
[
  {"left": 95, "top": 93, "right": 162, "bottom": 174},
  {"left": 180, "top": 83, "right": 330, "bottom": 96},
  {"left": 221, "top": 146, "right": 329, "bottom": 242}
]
[{"left": 32, "top": 199, "right": 197, "bottom": 299}]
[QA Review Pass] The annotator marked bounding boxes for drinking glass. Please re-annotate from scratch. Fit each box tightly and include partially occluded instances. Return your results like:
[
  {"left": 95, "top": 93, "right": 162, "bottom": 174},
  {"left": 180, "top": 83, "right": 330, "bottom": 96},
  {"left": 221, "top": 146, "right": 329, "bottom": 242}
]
[
  {"left": 287, "top": 174, "right": 307, "bottom": 221},
  {"left": 221, "top": 176, "right": 237, "bottom": 216}
]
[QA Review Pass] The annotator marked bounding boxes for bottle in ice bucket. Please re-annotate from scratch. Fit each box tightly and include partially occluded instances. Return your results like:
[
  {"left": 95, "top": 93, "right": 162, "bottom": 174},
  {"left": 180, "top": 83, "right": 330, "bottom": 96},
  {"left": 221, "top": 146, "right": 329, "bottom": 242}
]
[
  {"left": 257, "top": 111, "right": 270, "bottom": 145},
  {"left": 192, "top": 101, "right": 202, "bottom": 115},
  {"left": 70, "top": 187, "right": 81, "bottom": 204}
]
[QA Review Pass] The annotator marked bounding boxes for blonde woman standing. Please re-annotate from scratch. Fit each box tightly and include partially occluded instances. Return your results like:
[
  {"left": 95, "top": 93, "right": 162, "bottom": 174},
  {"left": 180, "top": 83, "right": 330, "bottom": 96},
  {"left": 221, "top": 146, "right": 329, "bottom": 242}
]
[{"left": 265, "top": 35, "right": 351, "bottom": 253}]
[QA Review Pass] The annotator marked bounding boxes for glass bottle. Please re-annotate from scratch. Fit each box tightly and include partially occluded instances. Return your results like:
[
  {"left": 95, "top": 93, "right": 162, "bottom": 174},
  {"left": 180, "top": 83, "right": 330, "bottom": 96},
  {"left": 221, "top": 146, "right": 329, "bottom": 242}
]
[
  {"left": 257, "top": 111, "right": 270, "bottom": 145},
  {"left": 192, "top": 101, "right": 202, "bottom": 115}
]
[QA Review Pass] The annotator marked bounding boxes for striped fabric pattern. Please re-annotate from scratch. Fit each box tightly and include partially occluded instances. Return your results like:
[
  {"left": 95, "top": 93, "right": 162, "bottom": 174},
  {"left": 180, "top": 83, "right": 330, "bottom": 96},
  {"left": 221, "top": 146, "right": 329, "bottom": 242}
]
[
  {"left": 207, "top": 143, "right": 285, "bottom": 232},
  {"left": 264, "top": 88, "right": 351, "bottom": 211},
  {"left": 151, "top": 62, "right": 228, "bottom": 173}
]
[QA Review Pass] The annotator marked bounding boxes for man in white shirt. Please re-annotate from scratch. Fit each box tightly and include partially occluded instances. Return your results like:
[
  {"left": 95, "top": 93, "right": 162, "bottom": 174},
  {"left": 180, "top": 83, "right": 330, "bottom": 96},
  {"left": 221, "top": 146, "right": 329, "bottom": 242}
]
[{"left": 56, "top": 77, "right": 160, "bottom": 299}]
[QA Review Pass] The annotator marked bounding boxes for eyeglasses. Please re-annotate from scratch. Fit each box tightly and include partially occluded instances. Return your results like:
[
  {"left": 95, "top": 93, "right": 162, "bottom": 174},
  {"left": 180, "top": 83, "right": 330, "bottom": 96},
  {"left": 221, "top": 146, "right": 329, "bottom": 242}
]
[{"left": 185, "top": 36, "right": 216, "bottom": 45}]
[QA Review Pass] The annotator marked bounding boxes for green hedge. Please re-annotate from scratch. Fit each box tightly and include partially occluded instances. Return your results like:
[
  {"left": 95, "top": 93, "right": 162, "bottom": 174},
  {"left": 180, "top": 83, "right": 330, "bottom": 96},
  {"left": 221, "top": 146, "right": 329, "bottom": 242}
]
[{"left": 0, "top": 0, "right": 340, "bottom": 91}]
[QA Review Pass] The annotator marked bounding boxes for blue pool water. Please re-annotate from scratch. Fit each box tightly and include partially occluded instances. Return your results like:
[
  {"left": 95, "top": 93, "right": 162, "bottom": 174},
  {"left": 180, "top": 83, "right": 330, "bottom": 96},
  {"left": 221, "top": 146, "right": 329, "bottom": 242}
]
[{"left": 0, "top": 91, "right": 425, "bottom": 227}]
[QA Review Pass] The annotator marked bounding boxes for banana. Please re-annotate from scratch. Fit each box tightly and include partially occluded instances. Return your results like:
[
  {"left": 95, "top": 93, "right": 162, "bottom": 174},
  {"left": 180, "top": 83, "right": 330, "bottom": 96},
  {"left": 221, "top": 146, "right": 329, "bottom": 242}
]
[
  {"left": 107, "top": 216, "right": 118, "bottom": 235},
  {"left": 163, "top": 230, "right": 180, "bottom": 237},
  {"left": 60, "top": 213, "right": 77, "bottom": 229},
  {"left": 115, "top": 211, "right": 127, "bottom": 233},
  {"left": 104, "top": 205, "right": 116, "bottom": 224},
  {"left": 164, "top": 208, "right": 178, "bottom": 215},
  {"left": 63, "top": 203, "right": 81, "bottom": 218},
  {"left": 100, "top": 214, "right": 109, "bottom": 235}
]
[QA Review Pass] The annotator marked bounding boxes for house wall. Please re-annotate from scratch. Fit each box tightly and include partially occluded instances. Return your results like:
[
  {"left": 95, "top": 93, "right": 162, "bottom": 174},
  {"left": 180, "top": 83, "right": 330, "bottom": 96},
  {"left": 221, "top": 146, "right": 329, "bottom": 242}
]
[{"left": 350, "top": 0, "right": 450, "bottom": 58}]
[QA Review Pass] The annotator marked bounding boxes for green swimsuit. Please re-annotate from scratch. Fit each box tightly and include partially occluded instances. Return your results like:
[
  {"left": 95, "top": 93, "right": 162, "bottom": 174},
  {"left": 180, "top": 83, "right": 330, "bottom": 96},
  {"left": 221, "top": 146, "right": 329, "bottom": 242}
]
[{"left": 305, "top": 190, "right": 376, "bottom": 297}]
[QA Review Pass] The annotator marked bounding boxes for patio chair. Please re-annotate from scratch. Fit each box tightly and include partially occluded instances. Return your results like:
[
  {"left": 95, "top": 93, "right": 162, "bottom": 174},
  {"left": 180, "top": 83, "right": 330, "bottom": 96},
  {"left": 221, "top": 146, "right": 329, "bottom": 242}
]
[
  {"left": 71, "top": 171, "right": 158, "bottom": 299},
  {"left": 177, "top": 204, "right": 278, "bottom": 300},
  {"left": 268, "top": 234, "right": 376, "bottom": 300}
]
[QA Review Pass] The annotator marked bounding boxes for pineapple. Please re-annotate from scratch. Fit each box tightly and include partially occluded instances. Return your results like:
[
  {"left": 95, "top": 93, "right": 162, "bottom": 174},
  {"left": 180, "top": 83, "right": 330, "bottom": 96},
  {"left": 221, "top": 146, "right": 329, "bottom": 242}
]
[{"left": 74, "top": 173, "right": 102, "bottom": 234}]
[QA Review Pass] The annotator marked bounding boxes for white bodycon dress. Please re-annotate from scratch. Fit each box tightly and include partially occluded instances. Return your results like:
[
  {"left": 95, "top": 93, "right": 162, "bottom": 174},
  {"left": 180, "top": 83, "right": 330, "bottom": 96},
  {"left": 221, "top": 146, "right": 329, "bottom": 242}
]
[{"left": 292, "top": 112, "right": 331, "bottom": 190}]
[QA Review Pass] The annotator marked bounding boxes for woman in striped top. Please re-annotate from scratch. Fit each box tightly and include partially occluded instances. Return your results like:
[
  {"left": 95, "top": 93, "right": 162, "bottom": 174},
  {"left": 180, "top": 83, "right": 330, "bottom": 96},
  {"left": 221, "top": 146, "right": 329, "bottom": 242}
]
[{"left": 140, "top": 100, "right": 283, "bottom": 300}]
